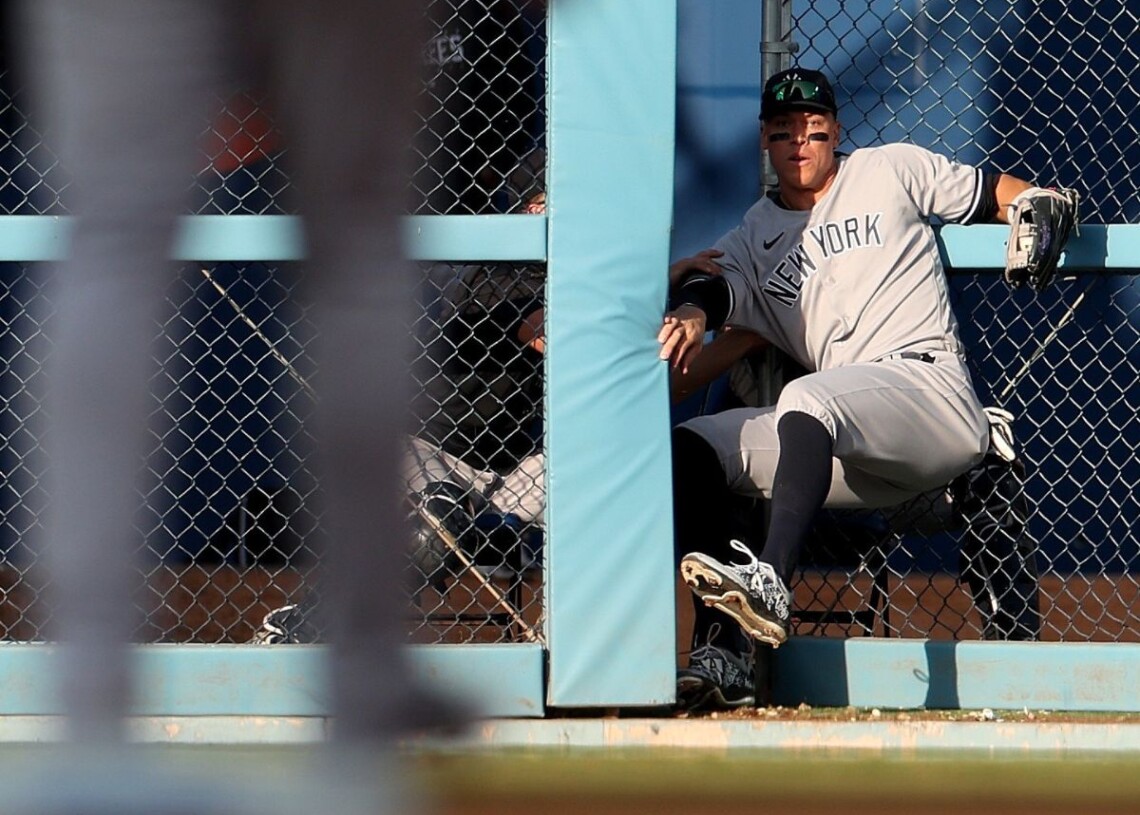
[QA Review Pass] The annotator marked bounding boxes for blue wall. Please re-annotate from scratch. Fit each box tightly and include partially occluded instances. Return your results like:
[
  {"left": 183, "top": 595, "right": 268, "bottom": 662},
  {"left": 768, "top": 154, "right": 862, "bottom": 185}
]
[{"left": 671, "top": 0, "right": 762, "bottom": 259}]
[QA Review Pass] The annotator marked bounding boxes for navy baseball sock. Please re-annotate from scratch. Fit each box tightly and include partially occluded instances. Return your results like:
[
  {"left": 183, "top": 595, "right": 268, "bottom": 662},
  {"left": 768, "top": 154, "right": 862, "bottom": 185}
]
[
  {"left": 761, "top": 411, "right": 834, "bottom": 585},
  {"left": 672, "top": 427, "right": 736, "bottom": 568},
  {"left": 672, "top": 427, "right": 751, "bottom": 651}
]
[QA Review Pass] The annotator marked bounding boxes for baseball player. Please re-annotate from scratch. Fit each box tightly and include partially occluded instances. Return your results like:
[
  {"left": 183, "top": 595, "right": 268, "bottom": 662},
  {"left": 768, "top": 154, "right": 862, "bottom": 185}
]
[{"left": 661, "top": 67, "right": 1077, "bottom": 710}]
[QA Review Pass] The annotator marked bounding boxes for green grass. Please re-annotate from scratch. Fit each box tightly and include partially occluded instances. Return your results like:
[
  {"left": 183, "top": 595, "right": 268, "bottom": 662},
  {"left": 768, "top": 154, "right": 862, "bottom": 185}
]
[
  {"left": 5, "top": 741, "right": 1140, "bottom": 811},
  {"left": 416, "top": 747, "right": 1140, "bottom": 807}
]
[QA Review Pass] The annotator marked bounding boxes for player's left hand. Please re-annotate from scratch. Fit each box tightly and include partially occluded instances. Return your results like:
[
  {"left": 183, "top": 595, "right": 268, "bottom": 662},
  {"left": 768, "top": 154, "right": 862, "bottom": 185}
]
[
  {"left": 658, "top": 305, "right": 707, "bottom": 373},
  {"left": 1004, "top": 186, "right": 1080, "bottom": 292}
]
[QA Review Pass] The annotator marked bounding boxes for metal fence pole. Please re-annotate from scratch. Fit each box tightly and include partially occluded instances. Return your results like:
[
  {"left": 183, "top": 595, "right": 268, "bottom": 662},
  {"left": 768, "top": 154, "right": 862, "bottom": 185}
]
[{"left": 759, "top": 0, "right": 796, "bottom": 195}]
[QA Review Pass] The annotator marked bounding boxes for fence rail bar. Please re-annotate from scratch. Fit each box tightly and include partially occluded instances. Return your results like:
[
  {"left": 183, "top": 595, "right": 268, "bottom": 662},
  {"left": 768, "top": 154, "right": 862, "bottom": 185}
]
[
  {"left": 0, "top": 214, "right": 548, "bottom": 262},
  {"left": 6, "top": 216, "right": 1136, "bottom": 270}
]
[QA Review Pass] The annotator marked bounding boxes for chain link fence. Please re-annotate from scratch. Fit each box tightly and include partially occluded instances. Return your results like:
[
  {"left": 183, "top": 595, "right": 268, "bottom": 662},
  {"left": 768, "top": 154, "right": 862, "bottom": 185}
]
[
  {"left": 0, "top": 0, "right": 546, "bottom": 645},
  {"left": 2, "top": 0, "right": 1138, "bottom": 649},
  {"left": 768, "top": 0, "right": 1140, "bottom": 642}
]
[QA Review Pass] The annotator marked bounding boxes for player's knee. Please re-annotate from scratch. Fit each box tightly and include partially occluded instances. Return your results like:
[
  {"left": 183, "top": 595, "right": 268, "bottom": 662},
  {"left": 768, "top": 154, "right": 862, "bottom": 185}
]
[
  {"left": 773, "top": 378, "right": 834, "bottom": 435},
  {"left": 774, "top": 375, "right": 814, "bottom": 406},
  {"left": 949, "top": 427, "right": 990, "bottom": 482},
  {"left": 672, "top": 426, "right": 724, "bottom": 492}
]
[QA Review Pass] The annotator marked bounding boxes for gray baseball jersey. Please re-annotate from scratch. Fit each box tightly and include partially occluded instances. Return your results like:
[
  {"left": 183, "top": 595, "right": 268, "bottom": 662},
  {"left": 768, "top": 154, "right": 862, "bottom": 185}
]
[
  {"left": 682, "top": 143, "right": 990, "bottom": 507},
  {"left": 715, "top": 143, "right": 985, "bottom": 369}
]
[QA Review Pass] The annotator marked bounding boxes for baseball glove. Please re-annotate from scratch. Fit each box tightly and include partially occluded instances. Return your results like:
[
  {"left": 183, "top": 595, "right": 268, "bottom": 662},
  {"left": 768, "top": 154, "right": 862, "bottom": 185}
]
[
  {"left": 1004, "top": 186, "right": 1080, "bottom": 292},
  {"left": 982, "top": 406, "right": 1017, "bottom": 466}
]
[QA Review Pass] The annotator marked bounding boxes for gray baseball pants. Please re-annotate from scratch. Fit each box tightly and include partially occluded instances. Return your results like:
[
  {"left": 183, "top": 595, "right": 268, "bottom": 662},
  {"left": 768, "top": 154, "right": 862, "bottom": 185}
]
[
  {"left": 404, "top": 436, "right": 546, "bottom": 526},
  {"left": 681, "top": 352, "right": 990, "bottom": 508}
]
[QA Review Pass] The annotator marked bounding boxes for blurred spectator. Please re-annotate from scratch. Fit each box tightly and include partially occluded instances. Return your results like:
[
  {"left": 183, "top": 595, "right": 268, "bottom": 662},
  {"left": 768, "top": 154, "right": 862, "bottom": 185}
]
[
  {"left": 197, "top": 89, "right": 288, "bottom": 214},
  {"left": 416, "top": 0, "right": 541, "bottom": 213},
  {"left": 15, "top": 1, "right": 460, "bottom": 812},
  {"left": 254, "top": 166, "right": 547, "bottom": 639}
]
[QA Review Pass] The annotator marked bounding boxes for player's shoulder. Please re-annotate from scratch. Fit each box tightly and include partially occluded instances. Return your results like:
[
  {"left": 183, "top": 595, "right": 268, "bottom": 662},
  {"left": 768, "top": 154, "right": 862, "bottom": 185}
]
[
  {"left": 849, "top": 142, "right": 937, "bottom": 166},
  {"left": 741, "top": 193, "right": 780, "bottom": 222},
  {"left": 848, "top": 143, "right": 975, "bottom": 187},
  {"left": 735, "top": 194, "right": 806, "bottom": 241}
]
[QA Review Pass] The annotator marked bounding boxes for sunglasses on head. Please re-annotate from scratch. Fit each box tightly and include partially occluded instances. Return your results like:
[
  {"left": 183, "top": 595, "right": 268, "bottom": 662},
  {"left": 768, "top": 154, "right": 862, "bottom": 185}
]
[{"left": 770, "top": 79, "right": 826, "bottom": 104}]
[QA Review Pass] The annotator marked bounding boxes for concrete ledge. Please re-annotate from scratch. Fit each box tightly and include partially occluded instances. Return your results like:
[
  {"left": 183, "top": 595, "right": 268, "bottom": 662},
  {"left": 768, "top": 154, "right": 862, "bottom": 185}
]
[
  {"left": 0, "top": 716, "right": 327, "bottom": 744},
  {"left": 413, "top": 717, "right": 1140, "bottom": 753},
  {"left": 1, "top": 715, "right": 1137, "bottom": 753}
]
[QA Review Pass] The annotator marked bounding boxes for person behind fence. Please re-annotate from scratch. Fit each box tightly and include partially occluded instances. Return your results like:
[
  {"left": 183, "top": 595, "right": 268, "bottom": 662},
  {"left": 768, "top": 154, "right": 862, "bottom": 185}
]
[
  {"left": 658, "top": 67, "right": 1077, "bottom": 711},
  {"left": 416, "top": 0, "right": 539, "bottom": 214},
  {"left": 404, "top": 172, "right": 547, "bottom": 590},
  {"left": 254, "top": 139, "right": 546, "bottom": 650}
]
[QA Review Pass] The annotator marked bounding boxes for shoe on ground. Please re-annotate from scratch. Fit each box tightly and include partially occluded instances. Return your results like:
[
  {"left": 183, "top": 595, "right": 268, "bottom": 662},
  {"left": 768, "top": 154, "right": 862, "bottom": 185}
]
[
  {"left": 252, "top": 595, "right": 320, "bottom": 644},
  {"left": 680, "top": 539, "right": 791, "bottom": 647},
  {"left": 676, "top": 641, "right": 755, "bottom": 711}
]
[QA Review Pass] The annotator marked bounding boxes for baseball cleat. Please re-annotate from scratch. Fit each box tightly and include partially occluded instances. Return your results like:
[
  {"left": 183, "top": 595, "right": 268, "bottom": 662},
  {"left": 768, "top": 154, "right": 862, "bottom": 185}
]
[
  {"left": 676, "top": 641, "right": 755, "bottom": 712},
  {"left": 680, "top": 540, "right": 791, "bottom": 647},
  {"left": 252, "top": 595, "right": 320, "bottom": 644}
]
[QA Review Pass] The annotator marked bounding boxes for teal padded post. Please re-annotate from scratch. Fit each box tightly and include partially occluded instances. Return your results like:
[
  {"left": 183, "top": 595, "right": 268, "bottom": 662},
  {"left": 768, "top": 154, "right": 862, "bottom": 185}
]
[{"left": 545, "top": 0, "right": 678, "bottom": 706}]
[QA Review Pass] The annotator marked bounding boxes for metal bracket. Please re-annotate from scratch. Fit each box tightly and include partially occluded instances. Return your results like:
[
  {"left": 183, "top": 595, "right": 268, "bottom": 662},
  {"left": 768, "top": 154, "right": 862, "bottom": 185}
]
[{"left": 760, "top": 40, "right": 800, "bottom": 55}]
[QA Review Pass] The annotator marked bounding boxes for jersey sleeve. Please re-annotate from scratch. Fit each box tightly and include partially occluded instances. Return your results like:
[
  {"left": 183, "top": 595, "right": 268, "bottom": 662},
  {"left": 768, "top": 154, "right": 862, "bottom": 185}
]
[
  {"left": 709, "top": 225, "right": 750, "bottom": 328},
  {"left": 882, "top": 142, "right": 986, "bottom": 224}
]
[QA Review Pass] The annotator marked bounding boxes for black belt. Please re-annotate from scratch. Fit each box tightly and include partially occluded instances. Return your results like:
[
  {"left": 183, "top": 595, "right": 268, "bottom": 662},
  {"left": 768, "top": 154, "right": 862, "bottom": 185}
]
[{"left": 879, "top": 351, "right": 936, "bottom": 364}]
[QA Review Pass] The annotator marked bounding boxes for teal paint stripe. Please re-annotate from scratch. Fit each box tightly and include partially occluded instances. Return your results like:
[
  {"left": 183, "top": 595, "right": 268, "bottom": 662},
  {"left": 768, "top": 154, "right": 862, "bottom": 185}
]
[
  {"left": 938, "top": 224, "right": 1140, "bottom": 270},
  {"left": 0, "top": 215, "right": 546, "bottom": 262},
  {"left": 411, "top": 643, "right": 545, "bottom": 718},
  {"left": 0, "top": 644, "right": 543, "bottom": 718},
  {"left": 134, "top": 646, "right": 328, "bottom": 716},
  {"left": 772, "top": 638, "right": 1140, "bottom": 712},
  {"left": 544, "top": 0, "right": 678, "bottom": 707}
]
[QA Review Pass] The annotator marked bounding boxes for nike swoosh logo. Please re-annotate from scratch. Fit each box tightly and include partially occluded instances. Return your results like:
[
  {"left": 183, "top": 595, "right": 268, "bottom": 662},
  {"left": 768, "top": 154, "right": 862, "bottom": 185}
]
[{"left": 762, "top": 232, "right": 785, "bottom": 251}]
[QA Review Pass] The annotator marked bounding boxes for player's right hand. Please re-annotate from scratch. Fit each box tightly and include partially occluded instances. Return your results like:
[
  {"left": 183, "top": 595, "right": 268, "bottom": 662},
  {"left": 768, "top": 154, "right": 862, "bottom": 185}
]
[
  {"left": 668, "top": 248, "right": 724, "bottom": 289},
  {"left": 658, "top": 305, "right": 707, "bottom": 374}
]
